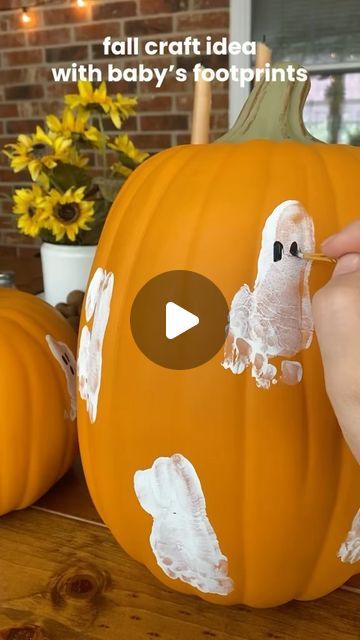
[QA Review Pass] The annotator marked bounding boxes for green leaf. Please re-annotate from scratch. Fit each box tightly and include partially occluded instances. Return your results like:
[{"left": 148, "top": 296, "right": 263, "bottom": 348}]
[
  {"left": 79, "top": 198, "right": 110, "bottom": 245},
  {"left": 50, "top": 162, "right": 91, "bottom": 192},
  {"left": 93, "top": 176, "right": 125, "bottom": 202}
]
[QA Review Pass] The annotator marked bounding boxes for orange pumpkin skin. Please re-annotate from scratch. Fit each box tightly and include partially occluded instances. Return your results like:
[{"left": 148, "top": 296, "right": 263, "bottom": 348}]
[
  {"left": 77, "top": 80, "right": 360, "bottom": 606},
  {"left": 0, "top": 288, "right": 77, "bottom": 515}
]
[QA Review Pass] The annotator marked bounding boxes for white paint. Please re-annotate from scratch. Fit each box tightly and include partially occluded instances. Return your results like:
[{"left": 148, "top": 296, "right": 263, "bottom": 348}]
[
  {"left": 222, "top": 200, "right": 315, "bottom": 388},
  {"left": 134, "top": 453, "right": 234, "bottom": 596},
  {"left": 165, "top": 302, "right": 199, "bottom": 340},
  {"left": 46, "top": 335, "right": 77, "bottom": 421},
  {"left": 78, "top": 267, "right": 114, "bottom": 423},
  {"left": 338, "top": 508, "right": 360, "bottom": 564}
]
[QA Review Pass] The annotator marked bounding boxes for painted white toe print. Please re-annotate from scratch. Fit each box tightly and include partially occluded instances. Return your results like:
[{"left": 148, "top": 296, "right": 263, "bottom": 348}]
[
  {"left": 46, "top": 335, "right": 76, "bottom": 420},
  {"left": 134, "top": 453, "right": 234, "bottom": 596},
  {"left": 222, "top": 200, "right": 315, "bottom": 389},
  {"left": 78, "top": 267, "right": 114, "bottom": 423},
  {"left": 338, "top": 508, "right": 360, "bottom": 564}
]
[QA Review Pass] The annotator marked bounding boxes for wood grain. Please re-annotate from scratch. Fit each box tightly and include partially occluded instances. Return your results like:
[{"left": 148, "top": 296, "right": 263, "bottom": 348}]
[{"left": 1, "top": 509, "right": 359, "bottom": 640}]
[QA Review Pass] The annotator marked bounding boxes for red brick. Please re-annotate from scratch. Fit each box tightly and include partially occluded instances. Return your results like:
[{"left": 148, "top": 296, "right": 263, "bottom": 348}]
[
  {"left": 3, "top": 49, "right": 43, "bottom": 66},
  {"left": 43, "top": 7, "right": 90, "bottom": 26},
  {"left": 210, "top": 112, "right": 228, "bottom": 130},
  {"left": 140, "top": 114, "right": 188, "bottom": 131},
  {"left": 92, "top": 1, "right": 137, "bottom": 20},
  {"left": 176, "top": 133, "right": 191, "bottom": 144},
  {"left": 0, "top": 32, "right": 26, "bottom": 48},
  {"left": 132, "top": 133, "right": 171, "bottom": 150},
  {"left": 18, "top": 247, "right": 41, "bottom": 258},
  {"left": 28, "top": 28, "right": 72, "bottom": 47},
  {"left": 45, "top": 46, "right": 88, "bottom": 63},
  {"left": 74, "top": 22, "right": 121, "bottom": 42},
  {"left": 0, "top": 215, "right": 13, "bottom": 229},
  {"left": 0, "top": 68, "right": 31, "bottom": 85},
  {"left": 139, "top": 0, "right": 188, "bottom": 13},
  {"left": 125, "top": 17, "right": 173, "bottom": 36},
  {"left": 6, "top": 120, "right": 39, "bottom": 135},
  {"left": 194, "top": 0, "right": 229, "bottom": 7},
  {"left": 176, "top": 11, "right": 229, "bottom": 30},
  {"left": 0, "top": 246, "right": 18, "bottom": 258},
  {"left": 2, "top": 231, "right": 39, "bottom": 246},
  {"left": 0, "top": 168, "right": 20, "bottom": 182},
  {"left": 138, "top": 95, "right": 172, "bottom": 111},
  {"left": 0, "top": 104, "right": 19, "bottom": 118},
  {"left": 5, "top": 85, "right": 44, "bottom": 101},
  {"left": 46, "top": 82, "right": 78, "bottom": 98}
]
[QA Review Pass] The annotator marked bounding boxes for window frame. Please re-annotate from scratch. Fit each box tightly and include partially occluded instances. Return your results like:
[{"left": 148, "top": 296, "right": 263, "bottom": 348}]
[{"left": 228, "top": 0, "right": 360, "bottom": 126}]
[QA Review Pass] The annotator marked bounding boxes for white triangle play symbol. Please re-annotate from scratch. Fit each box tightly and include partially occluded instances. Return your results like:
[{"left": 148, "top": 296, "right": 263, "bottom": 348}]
[{"left": 165, "top": 302, "right": 199, "bottom": 340}]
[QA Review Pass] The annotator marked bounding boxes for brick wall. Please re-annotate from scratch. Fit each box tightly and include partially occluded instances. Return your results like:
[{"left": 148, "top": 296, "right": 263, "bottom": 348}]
[{"left": 0, "top": 0, "right": 229, "bottom": 256}]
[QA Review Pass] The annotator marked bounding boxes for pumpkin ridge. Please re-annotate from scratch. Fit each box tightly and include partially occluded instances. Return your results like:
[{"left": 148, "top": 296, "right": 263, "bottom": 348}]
[
  {"left": 82, "top": 148, "right": 204, "bottom": 526},
  {"left": 3, "top": 316, "right": 72, "bottom": 506}
]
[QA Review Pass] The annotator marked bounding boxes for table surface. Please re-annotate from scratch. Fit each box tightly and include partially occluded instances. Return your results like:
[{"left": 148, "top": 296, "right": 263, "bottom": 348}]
[
  {"left": 0, "top": 257, "right": 359, "bottom": 639},
  {"left": 0, "top": 461, "right": 358, "bottom": 640}
]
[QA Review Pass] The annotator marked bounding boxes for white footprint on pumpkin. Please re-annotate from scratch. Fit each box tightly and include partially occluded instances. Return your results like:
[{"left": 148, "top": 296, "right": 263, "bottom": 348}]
[
  {"left": 222, "top": 200, "right": 315, "bottom": 389},
  {"left": 134, "top": 453, "right": 234, "bottom": 596},
  {"left": 338, "top": 508, "right": 360, "bottom": 564},
  {"left": 78, "top": 267, "right": 114, "bottom": 424},
  {"left": 46, "top": 335, "right": 77, "bottom": 420}
]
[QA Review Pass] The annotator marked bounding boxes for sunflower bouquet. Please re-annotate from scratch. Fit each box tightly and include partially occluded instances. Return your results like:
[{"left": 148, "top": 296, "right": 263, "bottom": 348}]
[{"left": 3, "top": 81, "right": 149, "bottom": 245}]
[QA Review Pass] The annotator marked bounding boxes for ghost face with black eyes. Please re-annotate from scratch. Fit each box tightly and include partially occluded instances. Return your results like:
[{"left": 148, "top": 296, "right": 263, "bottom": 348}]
[{"left": 223, "top": 200, "right": 315, "bottom": 388}]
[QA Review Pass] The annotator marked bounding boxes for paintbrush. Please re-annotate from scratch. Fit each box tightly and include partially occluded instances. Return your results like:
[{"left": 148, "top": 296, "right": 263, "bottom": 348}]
[{"left": 297, "top": 251, "right": 337, "bottom": 264}]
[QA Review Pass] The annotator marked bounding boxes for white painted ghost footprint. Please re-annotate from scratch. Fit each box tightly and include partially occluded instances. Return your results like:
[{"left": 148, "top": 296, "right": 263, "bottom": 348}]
[
  {"left": 46, "top": 335, "right": 77, "bottom": 420},
  {"left": 78, "top": 267, "right": 114, "bottom": 423},
  {"left": 222, "top": 200, "right": 315, "bottom": 388},
  {"left": 338, "top": 508, "right": 360, "bottom": 564},
  {"left": 134, "top": 453, "right": 234, "bottom": 596}
]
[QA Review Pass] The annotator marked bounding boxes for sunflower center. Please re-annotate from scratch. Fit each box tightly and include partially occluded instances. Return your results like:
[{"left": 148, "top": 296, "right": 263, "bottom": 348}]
[
  {"left": 28, "top": 206, "right": 36, "bottom": 218},
  {"left": 55, "top": 202, "right": 80, "bottom": 224},
  {"left": 31, "top": 143, "right": 52, "bottom": 159}
]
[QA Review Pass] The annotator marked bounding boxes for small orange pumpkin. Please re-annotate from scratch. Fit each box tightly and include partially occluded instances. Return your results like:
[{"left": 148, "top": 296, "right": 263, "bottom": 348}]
[
  {"left": 77, "top": 69, "right": 360, "bottom": 606},
  {"left": 0, "top": 287, "right": 77, "bottom": 515}
]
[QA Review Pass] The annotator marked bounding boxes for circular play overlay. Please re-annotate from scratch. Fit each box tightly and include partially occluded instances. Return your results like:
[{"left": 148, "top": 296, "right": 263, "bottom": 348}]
[{"left": 130, "top": 270, "right": 229, "bottom": 370}]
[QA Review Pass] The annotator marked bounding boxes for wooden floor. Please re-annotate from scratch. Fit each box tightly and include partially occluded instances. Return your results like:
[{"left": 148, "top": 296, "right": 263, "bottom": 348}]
[{"left": 1, "top": 480, "right": 360, "bottom": 640}]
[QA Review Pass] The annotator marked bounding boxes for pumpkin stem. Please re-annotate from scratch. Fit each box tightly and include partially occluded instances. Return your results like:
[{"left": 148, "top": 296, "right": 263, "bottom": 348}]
[{"left": 216, "top": 64, "right": 321, "bottom": 144}]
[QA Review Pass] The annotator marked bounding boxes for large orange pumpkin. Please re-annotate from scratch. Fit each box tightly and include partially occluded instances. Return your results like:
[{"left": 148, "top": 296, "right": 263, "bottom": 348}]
[
  {"left": 77, "top": 71, "right": 360, "bottom": 606},
  {"left": 0, "top": 286, "right": 77, "bottom": 515}
]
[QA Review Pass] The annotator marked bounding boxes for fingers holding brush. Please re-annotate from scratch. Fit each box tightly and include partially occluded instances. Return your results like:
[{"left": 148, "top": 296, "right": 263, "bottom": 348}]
[{"left": 312, "top": 223, "right": 360, "bottom": 462}]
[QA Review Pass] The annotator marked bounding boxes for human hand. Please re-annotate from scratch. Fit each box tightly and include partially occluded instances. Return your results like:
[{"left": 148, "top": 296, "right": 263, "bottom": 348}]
[{"left": 312, "top": 221, "right": 360, "bottom": 463}]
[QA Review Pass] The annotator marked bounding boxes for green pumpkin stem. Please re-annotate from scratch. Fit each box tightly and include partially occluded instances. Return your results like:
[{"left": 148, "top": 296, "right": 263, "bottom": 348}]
[{"left": 216, "top": 64, "right": 321, "bottom": 144}]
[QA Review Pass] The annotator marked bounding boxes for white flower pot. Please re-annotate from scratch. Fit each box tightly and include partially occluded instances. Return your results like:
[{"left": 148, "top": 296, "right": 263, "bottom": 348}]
[{"left": 41, "top": 242, "right": 97, "bottom": 306}]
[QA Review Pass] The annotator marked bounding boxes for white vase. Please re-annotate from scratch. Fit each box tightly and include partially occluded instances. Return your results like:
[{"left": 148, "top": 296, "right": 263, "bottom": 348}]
[{"left": 40, "top": 242, "right": 97, "bottom": 306}]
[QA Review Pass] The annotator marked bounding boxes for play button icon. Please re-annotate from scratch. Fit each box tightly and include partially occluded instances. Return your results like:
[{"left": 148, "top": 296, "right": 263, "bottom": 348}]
[
  {"left": 130, "top": 270, "right": 229, "bottom": 370},
  {"left": 166, "top": 302, "right": 199, "bottom": 340}
]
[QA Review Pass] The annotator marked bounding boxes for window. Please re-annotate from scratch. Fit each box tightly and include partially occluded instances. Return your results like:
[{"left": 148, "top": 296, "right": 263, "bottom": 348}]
[{"left": 250, "top": 0, "right": 360, "bottom": 143}]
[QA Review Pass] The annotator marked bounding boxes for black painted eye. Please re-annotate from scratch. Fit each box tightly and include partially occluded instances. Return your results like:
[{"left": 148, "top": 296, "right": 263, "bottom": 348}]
[
  {"left": 290, "top": 241, "right": 298, "bottom": 257},
  {"left": 273, "top": 241, "right": 284, "bottom": 262}
]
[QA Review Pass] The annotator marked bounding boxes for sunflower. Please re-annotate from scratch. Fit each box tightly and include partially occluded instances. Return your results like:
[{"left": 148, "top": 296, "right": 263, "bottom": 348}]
[
  {"left": 108, "top": 134, "right": 149, "bottom": 164},
  {"left": 46, "top": 108, "right": 106, "bottom": 148},
  {"left": 42, "top": 187, "right": 95, "bottom": 242},
  {"left": 12, "top": 184, "right": 47, "bottom": 237},
  {"left": 4, "top": 127, "right": 72, "bottom": 181},
  {"left": 111, "top": 162, "right": 133, "bottom": 178},
  {"left": 65, "top": 81, "right": 136, "bottom": 129}
]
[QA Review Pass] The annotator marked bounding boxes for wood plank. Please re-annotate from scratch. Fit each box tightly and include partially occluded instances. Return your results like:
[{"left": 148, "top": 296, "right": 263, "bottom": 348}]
[
  {"left": 34, "top": 458, "right": 101, "bottom": 525},
  {"left": 0, "top": 509, "right": 359, "bottom": 640}
]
